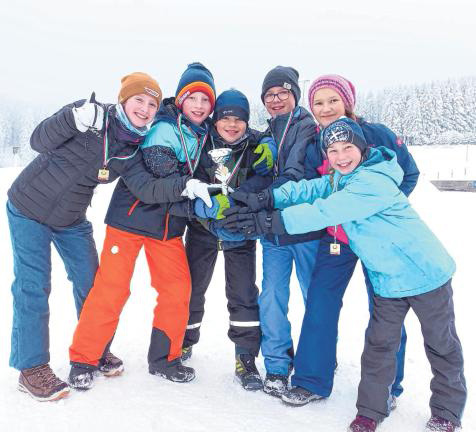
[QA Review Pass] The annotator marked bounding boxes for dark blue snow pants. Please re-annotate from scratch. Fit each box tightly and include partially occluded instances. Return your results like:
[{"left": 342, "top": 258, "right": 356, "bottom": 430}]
[{"left": 291, "top": 234, "right": 406, "bottom": 398}]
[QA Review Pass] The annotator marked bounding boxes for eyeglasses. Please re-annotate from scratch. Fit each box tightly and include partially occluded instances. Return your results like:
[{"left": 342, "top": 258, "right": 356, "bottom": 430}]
[{"left": 264, "top": 90, "right": 290, "bottom": 103}]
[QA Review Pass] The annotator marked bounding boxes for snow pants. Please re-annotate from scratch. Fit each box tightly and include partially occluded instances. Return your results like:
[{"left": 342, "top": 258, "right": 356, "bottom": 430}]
[
  {"left": 292, "top": 235, "right": 406, "bottom": 397},
  {"left": 183, "top": 226, "right": 260, "bottom": 356},
  {"left": 6, "top": 200, "right": 98, "bottom": 370},
  {"left": 357, "top": 280, "right": 466, "bottom": 426},
  {"left": 70, "top": 225, "right": 191, "bottom": 369},
  {"left": 260, "top": 238, "right": 320, "bottom": 375}
]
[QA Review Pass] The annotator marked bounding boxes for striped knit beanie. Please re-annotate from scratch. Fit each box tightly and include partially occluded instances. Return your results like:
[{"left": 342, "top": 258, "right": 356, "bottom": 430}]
[
  {"left": 308, "top": 74, "right": 356, "bottom": 113},
  {"left": 175, "top": 62, "right": 216, "bottom": 110}
]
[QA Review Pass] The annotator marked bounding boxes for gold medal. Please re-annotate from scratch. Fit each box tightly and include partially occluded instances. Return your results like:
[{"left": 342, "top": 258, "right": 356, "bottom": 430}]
[
  {"left": 330, "top": 243, "right": 341, "bottom": 255},
  {"left": 98, "top": 168, "right": 109, "bottom": 181}
]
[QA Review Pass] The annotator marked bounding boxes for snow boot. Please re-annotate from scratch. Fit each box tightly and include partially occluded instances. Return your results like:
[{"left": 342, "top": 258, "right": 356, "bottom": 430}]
[
  {"left": 19, "top": 364, "right": 70, "bottom": 402},
  {"left": 235, "top": 354, "right": 263, "bottom": 391},
  {"left": 348, "top": 415, "right": 377, "bottom": 432},
  {"left": 149, "top": 360, "right": 195, "bottom": 383},
  {"left": 68, "top": 364, "right": 95, "bottom": 390},
  {"left": 426, "top": 415, "right": 458, "bottom": 432},
  {"left": 263, "top": 373, "right": 289, "bottom": 397},
  {"left": 98, "top": 352, "right": 124, "bottom": 377},
  {"left": 181, "top": 346, "right": 193, "bottom": 362},
  {"left": 281, "top": 386, "right": 324, "bottom": 406}
]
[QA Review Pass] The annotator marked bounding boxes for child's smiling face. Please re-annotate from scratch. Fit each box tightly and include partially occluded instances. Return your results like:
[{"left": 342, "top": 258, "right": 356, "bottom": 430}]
[
  {"left": 182, "top": 91, "right": 212, "bottom": 125},
  {"left": 123, "top": 93, "right": 158, "bottom": 128},
  {"left": 326, "top": 141, "right": 362, "bottom": 175},
  {"left": 312, "top": 88, "right": 346, "bottom": 128},
  {"left": 263, "top": 86, "right": 296, "bottom": 117},
  {"left": 215, "top": 116, "right": 247, "bottom": 143}
]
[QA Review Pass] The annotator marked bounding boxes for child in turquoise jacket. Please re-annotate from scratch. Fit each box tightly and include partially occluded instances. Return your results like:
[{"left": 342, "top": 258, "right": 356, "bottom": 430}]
[{"left": 221, "top": 117, "right": 466, "bottom": 432}]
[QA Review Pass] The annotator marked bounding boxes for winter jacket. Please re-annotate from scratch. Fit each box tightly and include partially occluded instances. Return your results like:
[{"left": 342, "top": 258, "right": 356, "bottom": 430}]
[
  {"left": 304, "top": 119, "right": 420, "bottom": 244},
  {"left": 189, "top": 127, "right": 271, "bottom": 250},
  {"left": 8, "top": 102, "right": 187, "bottom": 228},
  {"left": 262, "top": 106, "right": 323, "bottom": 246},
  {"left": 273, "top": 147, "right": 455, "bottom": 298},
  {"left": 104, "top": 98, "right": 206, "bottom": 240}
]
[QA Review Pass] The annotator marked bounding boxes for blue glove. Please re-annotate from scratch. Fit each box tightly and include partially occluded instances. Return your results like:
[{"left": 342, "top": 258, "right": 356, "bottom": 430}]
[
  {"left": 207, "top": 221, "right": 248, "bottom": 242},
  {"left": 194, "top": 194, "right": 234, "bottom": 220},
  {"left": 252, "top": 137, "right": 277, "bottom": 176}
]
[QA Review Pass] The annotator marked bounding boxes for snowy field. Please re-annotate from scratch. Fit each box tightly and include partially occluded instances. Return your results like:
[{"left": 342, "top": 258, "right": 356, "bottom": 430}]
[{"left": 0, "top": 145, "right": 475, "bottom": 432}]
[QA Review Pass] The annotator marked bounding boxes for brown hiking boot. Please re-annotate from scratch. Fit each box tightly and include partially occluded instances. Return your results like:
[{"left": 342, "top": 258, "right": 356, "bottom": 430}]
[
  {"left": 98, "top": 352, "right": 124, "bottom": 377},
  {"left": 19, "top": 364, "right": 70, "bottom": 402}
]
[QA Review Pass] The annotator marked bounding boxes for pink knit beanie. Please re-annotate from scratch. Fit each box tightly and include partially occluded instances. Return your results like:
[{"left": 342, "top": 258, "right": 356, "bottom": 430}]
[{"left": 308, "top": 74, "right": 356, "bottom": 112}]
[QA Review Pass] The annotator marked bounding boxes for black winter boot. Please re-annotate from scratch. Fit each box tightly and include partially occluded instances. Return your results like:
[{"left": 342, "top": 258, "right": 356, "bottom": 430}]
[
  {"left": 149, "top": 360, "right": 195, "bottom": 383},
  {"left": 68, "top": 364, "right": 96, "bottom": 390},
  {"left": 235, "top": 354, "right": 263, "bottom": 391}
]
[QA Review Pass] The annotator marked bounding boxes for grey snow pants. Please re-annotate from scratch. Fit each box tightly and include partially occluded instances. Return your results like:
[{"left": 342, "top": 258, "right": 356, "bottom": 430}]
[{"left": 357, "top": 279, "right": 466, "bottom": 426}]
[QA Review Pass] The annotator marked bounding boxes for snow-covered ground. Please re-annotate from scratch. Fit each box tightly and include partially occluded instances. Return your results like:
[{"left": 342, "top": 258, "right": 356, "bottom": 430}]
[{"left": 0, "top": 145, "right": 475, "bottom": 432}]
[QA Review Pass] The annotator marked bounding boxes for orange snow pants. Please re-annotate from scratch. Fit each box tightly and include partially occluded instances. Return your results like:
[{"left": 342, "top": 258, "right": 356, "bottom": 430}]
[{"left": 69, "top": 225, "right": 191, "bottom": 366}]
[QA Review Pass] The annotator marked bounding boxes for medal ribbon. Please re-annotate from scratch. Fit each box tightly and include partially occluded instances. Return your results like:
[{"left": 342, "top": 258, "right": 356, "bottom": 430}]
[
  {"left": 273, "top": 112, "right": 293, "bottom": 177},
  {"left": 177, "top": 113, "right": 207, "bottom": 175},
  {"left": 102, "top": 107, "right": 139, "bottom": 168}
]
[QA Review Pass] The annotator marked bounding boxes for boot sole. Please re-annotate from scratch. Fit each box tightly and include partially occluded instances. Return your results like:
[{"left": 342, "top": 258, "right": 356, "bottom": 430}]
[
  {"left": 99, "top": 365, "right": 124, "bottom": 377},
  {"left": 18, "top": 383, "right": 70, "bottom": 402},
  {"left": 233, "top": 376, "right": 263, "bottom": 391},
  {"left": 151, "top": 371, "right": 196, "bottom": 383},
  {"left": 281, "top": 394, "right": 324, "bottom": 407},
  {"left": 263, "top": 387, "right": 286, "bottom": 398}
]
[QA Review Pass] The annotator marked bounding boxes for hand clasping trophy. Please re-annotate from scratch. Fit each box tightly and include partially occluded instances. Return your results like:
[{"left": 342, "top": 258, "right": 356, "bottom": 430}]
[{"left": 208, "top": 148, "right": 233, "bottom": 195}]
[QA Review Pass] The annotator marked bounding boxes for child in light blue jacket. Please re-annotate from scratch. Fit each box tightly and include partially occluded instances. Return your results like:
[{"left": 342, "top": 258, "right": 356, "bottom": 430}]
[{"left": 220, "top": 117, "right": 466, "bottom": 432}]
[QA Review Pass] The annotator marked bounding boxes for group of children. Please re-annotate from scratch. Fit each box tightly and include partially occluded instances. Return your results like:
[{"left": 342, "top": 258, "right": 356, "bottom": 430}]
[{"left": 6, "top": 63, "right": 466, "bottom": 432}]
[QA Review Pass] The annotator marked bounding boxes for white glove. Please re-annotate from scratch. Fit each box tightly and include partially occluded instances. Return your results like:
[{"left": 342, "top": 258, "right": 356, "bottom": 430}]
[
  {"left": 181, "top": 179, "right": 213, "bottom": 208},
  {"left": 72, "top": 92, "right": 104, "bottom": 133}
]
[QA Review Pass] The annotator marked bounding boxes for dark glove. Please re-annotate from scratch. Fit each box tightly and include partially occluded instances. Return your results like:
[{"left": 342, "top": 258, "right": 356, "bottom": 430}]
[
  {"left": 224, "top": 189, "right": 274, "bottom": 218},
  {"left": 218, "top": 208, "right": 286, "bottom": 237}
]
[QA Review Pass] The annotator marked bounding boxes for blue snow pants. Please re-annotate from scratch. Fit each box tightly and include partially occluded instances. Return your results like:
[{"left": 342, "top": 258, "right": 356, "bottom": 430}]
[
  {"left": 260, "top": 238, "right": 320, "bottom": 375},
  {"left": 6, "top": 201, "right": 98, "bottom": 370},
  {"left": 292, "top": 234, "right": 406, "bottom": 397}
]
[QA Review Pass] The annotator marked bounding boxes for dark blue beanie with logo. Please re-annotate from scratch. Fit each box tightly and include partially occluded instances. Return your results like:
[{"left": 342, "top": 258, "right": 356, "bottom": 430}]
[
  {"left": 213, "top": 89, "right": 250, "bottom": 123},
  {"left": 322, "top": 117, "right": 367, "bottom": 153}
]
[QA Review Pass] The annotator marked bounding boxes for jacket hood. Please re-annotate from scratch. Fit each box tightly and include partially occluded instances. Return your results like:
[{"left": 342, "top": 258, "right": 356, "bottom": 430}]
[{"left": 361, "top": 146, "right": 404, "bottom": 188}]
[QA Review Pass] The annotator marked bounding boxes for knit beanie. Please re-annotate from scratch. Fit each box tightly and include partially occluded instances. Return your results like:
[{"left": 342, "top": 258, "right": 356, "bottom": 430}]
[
  {"left": 322, "top": 117, "right": 367, "bottom": 153},
  {"left": 175, "top": 62, "right": 216, "bottom": 109},
  {"left": 213, "top": 89, "right": 250, "bottom": 123},
  {"left": 118, "top": 72, "right": 162, "bottom": 106},
  {"left": 308, "top": 74, "right": 356, "bottom": 113},
  {"left": 261, "top": 66, "right": 301, "bottom": 104}
]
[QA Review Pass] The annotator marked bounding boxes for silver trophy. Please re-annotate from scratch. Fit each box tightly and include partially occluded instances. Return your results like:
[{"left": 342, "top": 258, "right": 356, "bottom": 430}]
[{"left": 208, "top": 148, "right": 233, "bottom": 195}]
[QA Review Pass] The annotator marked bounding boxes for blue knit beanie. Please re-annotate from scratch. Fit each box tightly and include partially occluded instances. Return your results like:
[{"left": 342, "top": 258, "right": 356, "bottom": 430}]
[
  {"left": 213, "top": 89, "right": 250, "bottom": 123},
  {"left": 175, "top": 62, "right": 216, "bottom": 109},
  {"left": 261, "top": 66, "right": 301, "bottom": 104},
  {"left": 322, "top": 117, "right": 367, "bottom": 153}
]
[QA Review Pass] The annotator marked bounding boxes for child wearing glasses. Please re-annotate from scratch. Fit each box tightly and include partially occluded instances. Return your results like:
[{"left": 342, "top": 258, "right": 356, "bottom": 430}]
[{"left": 229, "top": 66, "right": 322, "bottom": 397}]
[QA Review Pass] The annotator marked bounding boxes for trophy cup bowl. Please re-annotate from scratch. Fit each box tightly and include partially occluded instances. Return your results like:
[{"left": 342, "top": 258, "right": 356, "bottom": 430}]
[{"left": 208, "top": 148, "right": 233, "bottom": 195}]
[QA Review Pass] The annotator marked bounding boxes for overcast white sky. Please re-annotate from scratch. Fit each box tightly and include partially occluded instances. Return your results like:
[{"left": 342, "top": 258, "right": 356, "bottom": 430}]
[{"left": 1, "top": 0, "right": 475, "bottom": 109}]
